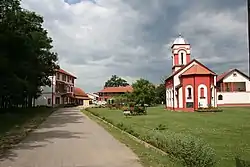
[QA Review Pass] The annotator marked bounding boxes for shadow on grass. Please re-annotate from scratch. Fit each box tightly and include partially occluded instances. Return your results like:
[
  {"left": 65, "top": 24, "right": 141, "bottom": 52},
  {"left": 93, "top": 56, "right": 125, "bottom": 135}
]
[{"left": 0, "top": 107, "right": 88, "bottom": 162}]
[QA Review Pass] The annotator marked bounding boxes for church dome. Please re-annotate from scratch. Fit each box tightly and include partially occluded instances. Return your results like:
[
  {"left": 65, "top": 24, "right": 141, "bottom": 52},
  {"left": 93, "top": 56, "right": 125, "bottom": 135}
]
[{"left": 172, "top": 34, "right": 188, "bottom": 46}]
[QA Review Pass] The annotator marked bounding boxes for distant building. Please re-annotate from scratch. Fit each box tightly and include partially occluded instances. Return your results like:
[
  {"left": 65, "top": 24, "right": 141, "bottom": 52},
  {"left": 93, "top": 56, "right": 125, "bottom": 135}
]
[
  {"left": 35, "top": 68, "right": 77, "bottom": 107},
  {"left": 35, "top": 68, "right": 90, "bottom": 107},
  {"left": 216, "top": 69, "right": 250, "bottom": 106},
  {"left": 73, "top": 87, "right": 90, "bottom": 108},
  {"left": 87, "top": 93, "right": 99, "bottom": 104},
  {"left": 98, "top": 86, "right": 133, "bottom": 101}
]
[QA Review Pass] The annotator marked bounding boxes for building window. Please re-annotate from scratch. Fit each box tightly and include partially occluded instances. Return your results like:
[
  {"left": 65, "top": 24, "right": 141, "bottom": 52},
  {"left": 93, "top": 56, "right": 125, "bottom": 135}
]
[
  {"left": 56, "top": 73, "right": 60, "bottom": 80},
  {"left": 67, "top": 76, "right": 70, "bottom": 82},
  {"left": 55, "top": 97, "right": 60, "bottom": 104},
  {"left": 48, "top": 98, "right": 51, "bottom": 105},
  {"left": 181, "top": 53, "right": 184, "bottom": 65},
  {"left": 186, "top": 102, "right": 194, "bottom": 108},
  {"left": 62, "top": 74, "right": 66, "bottom": 81},
  {"left": 200, "top": 87, "right": 205, "bottom": 99},
  {"left": 187, "top": 87, "right": 192, "bottom": 99},
  {"left": 218, "top": 95, "right": 223, "bottom": 100}
]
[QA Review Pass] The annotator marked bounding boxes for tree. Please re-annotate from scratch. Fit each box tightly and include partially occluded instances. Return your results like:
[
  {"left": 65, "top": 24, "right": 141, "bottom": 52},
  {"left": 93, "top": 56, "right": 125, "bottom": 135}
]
[
  {"left": 0, "top": 0, "right": 59, "bottom": 109},
  {"left": 104, "top": 75, "right": 129, "bottom": 87},
  {"left": 155, "top": 84, "right": 166, "bottom": 104},
  {"left": 131, "top": 78, "right": 156, "bottom": 106}
]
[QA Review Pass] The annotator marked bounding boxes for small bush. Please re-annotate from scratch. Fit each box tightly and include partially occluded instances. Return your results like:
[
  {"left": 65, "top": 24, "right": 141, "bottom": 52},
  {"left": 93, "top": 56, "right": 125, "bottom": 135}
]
[
  {"left": 196, "top": 107, "right": 223, "bottom": 112},
  {"left": 235, "top": 157, "right": 250, "bottom": 167},
  {"left": 154, "top": 124, "right": 167, "bottom": 131},
  {"left": 142, "top": 131, "right": 216, "bottom": 167}
]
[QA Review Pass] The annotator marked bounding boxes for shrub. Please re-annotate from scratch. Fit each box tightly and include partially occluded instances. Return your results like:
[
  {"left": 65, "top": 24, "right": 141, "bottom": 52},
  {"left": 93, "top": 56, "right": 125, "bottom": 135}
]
[
  {"left": 133, "top": 105, "right": 147, "bottom": 115},
  {"left": 196, "top": 107, "right": 223, "bottom": 112},
  {"left": 235, "top": 157, "right": 250, "bottom": 167},
  {"left": 142, "top": 131, "right": 216, "bottom": 167},
  {"left": 154, "top": 124, "right": 167, "bottom": 131}
]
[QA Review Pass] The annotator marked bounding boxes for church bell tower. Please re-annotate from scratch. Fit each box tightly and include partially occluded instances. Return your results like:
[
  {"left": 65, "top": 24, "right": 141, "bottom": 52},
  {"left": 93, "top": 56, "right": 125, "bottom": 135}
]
[{"left": 171, "top": 34, "right": 191, "bottom": 73}]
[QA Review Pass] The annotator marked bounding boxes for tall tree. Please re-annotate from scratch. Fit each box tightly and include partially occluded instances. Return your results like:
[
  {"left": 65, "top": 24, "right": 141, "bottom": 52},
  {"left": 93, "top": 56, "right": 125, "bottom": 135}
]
[
  {"left": 155, "top": 84, "right": 166, "bottom": 104},
  {"left": 104, "top": 75, "right": 129, "bottom": 87},
  {"left": 0, "top": 0, "right": 59, "bottom": 109},
  {"left": 131, "top": 78, "right": 156, "bottom": 105}
]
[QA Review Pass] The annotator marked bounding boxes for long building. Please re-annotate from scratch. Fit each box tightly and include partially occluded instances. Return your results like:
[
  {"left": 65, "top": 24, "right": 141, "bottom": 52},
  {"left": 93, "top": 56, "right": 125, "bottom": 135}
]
[{"left": 35, "top": 68, "right": 90, "bottom": 107}]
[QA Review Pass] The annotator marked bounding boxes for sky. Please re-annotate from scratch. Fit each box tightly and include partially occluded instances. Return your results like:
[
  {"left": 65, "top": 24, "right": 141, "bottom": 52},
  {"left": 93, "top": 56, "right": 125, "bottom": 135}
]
[{"left": 21, "top": 0, "right": 248, "bottom": 93}]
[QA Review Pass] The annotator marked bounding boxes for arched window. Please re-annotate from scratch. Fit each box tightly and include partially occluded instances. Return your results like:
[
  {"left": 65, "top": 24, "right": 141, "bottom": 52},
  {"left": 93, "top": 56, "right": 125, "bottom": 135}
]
[
  {"left": 218, "top": 95, "right": 223, "bottom": 100},
  {"left": 187, "top": 87, "right": 192, "bottom": 99},
  {"left": 200, "top": 87, "right": 205, "bottom": 99},
  {"left": 181, "top": 53, "right": 184, "bottom": 65}
]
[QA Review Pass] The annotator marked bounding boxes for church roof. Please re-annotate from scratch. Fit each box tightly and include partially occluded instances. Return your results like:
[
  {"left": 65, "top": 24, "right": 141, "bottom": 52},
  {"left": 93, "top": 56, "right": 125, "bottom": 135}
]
[
  {"left": 181, "top": 64, "right": 216, "bottom": 76},
  {"left": 165, "top": 59, "right": 217, "bottom": 82},
  {"left": 172, "top": 34, "right": 189, "bottom": 47}
]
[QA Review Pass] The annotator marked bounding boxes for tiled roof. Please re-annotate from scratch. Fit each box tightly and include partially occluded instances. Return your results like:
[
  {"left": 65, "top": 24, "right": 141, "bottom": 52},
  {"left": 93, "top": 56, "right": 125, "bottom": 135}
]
[
  {"left": 57, "top": 69, "right": 77, "bottom": 79},
  {"left": 99, "top": 86, "right": 133, "bottom": 93},
  {"left": 182, "top": 64, "right": 216, "bottom": 76},
  {"left": 74, "top": 87, "right": 88, "bottom": 97},
  {"left": 165, "top": 59, "right": 217, "bottom": 81},
  {"left": 165, "top": 59, "right": 196, "bottom": 81}
]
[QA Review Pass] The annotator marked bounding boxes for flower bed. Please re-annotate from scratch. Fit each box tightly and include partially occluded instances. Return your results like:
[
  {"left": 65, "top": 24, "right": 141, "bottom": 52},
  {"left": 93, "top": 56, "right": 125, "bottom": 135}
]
[{"left": 196, "top": 107, "right": 223, "bottom": 112}]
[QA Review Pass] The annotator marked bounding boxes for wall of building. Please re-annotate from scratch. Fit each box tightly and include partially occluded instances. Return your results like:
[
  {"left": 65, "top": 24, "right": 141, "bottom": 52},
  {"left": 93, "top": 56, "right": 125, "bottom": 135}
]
[
  {"left": 165, "top": 79, "right": 173, "bottom": 108},
  {"left": 222, "top": 71, "right": 250, "bottom": 91},
  {"left": 166, "top": 88, "right": 173, "bottom": 108},
  {"left": 217, "top": 70, "right": 250, "bottom": 106},
  {"left": 181, "top": 75, "right": 214, "bottom": 110},
  {"left": 34, "top": 93, "right": 53, "bottom": 107},
  {"left": 217, "top": 92, "right": 250, "bottom": 105}
]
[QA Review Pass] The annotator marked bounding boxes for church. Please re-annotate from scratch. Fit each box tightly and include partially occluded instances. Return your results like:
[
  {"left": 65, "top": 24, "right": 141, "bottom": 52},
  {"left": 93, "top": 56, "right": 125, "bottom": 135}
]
[{"left": 165, "top": 34, "right": 250, "bottom": 111}]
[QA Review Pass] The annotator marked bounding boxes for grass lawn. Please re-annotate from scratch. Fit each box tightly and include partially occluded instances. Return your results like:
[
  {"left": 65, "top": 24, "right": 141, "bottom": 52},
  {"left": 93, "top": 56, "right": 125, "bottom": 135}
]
[
  {"left": 87, "top": 106, "right": 250, "bottom": 167},
  {"left": 0, "top": 107, "right": 55, "bottom": 153}
]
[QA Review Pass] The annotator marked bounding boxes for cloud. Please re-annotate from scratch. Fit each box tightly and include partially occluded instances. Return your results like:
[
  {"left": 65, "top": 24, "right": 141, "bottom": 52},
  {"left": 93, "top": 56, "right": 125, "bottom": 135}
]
[{"left": 21, "top": 0, "right": 247, "bottom": 92}]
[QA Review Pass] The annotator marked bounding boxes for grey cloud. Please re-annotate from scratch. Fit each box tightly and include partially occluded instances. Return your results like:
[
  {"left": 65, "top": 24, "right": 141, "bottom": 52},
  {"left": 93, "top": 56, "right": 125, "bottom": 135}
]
[{"left": 21, "top": 0, "right": 248, "bottom": 92}]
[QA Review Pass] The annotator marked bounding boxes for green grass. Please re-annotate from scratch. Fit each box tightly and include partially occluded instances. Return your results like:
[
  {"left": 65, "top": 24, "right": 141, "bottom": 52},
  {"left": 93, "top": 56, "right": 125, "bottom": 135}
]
[
  {"left": 0, "top": 107, "right": 55, "bottom": 153},
  {"left": 87, "top": 106, "right": 250, "bottom": 167},
  {"left": 83, "top": 110, "right": 180, "bottom": 167}
]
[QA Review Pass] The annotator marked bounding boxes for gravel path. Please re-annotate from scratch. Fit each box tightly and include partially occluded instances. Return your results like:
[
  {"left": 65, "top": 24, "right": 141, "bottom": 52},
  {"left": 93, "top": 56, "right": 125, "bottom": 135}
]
[{"left": 0, "top": 108, "right": 143, "bottom": 167}]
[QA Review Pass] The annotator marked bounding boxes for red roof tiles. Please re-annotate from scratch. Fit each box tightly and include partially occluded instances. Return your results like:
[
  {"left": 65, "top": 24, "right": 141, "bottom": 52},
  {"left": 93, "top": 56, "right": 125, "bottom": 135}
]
[
  {"left": 57, "top": 69, "right": 77, "bottom": 79},
  {"left": 165, "top": 59, "right": 217, "bottom": 82},
  {"left": 99, "top": 86, "right": 133, "bottom": 93},
  {"left": 74, "top": 87, "right": 88, "bottom": 97},
  {"left": 182, "top": 64, "right": 216, "bottom": 76}
]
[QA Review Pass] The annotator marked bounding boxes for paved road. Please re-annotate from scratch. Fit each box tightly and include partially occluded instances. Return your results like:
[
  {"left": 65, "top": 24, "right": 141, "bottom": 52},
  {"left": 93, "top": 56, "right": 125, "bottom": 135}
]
[{"left": 0, "top": 108, "right": 143, "bottom": 167}]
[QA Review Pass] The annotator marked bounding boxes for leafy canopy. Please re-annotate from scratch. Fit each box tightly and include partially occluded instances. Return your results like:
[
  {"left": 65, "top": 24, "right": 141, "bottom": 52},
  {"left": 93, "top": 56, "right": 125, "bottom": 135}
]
[
  {"left": 0, "top": 0, "right": 59, "bottom": 108},
  {"left": 104, "top": 75, "right": 129, "bottom": 87}
]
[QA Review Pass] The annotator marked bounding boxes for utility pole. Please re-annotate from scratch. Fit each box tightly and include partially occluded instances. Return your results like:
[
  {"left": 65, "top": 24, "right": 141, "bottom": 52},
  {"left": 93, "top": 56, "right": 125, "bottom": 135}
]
[{"left": 248, "top": 0, "right": 250, "bottom": 79}]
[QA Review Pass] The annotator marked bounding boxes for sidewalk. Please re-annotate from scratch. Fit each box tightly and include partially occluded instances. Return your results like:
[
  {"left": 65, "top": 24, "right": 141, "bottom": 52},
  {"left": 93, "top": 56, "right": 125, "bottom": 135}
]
[{"left": 0, "top": 108, "right": 143, "bottom": 167}]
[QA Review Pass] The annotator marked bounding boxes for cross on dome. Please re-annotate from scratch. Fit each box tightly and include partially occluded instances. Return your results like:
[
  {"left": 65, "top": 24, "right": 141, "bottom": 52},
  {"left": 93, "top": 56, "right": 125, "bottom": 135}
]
[{"left": 172, "top": 33, "right": 189, "bottom": 46}]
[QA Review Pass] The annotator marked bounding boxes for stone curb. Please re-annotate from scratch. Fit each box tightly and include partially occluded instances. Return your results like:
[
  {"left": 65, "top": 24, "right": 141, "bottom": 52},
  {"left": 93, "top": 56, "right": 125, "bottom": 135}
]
[{"left": 84, "top": 110, "right": 168, "bottom": 156}]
